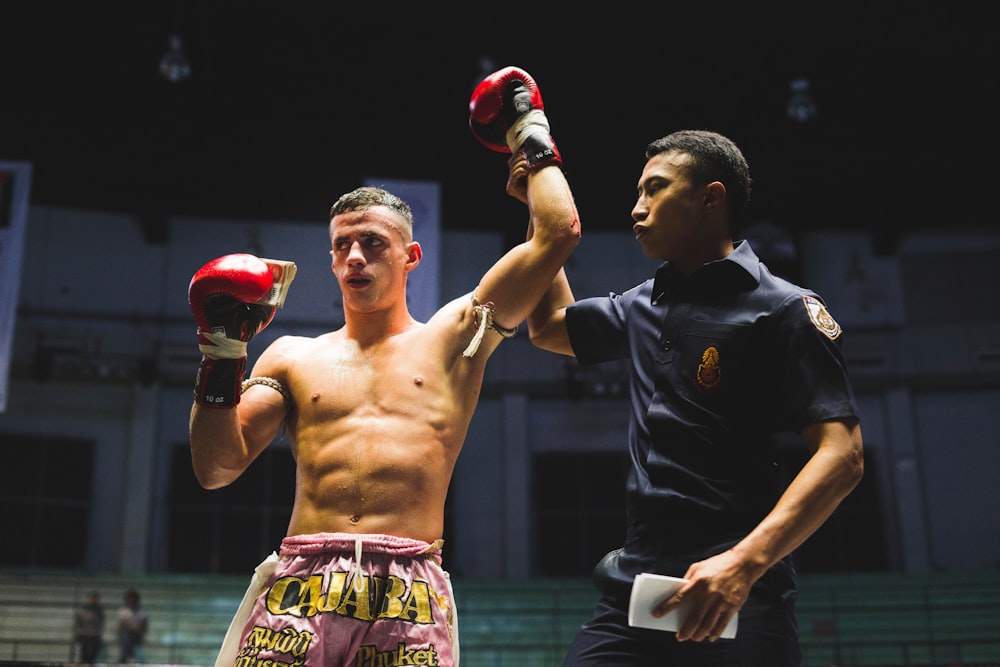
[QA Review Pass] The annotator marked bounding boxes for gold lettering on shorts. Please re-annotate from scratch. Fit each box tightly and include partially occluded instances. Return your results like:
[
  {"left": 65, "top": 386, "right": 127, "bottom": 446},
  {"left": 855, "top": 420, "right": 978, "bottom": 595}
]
[
  {"left": 355, "top": 642, "right": 440, "bottom": 667},
  {"left": 235, "top": 625, "right": 313, "bottom": 667},
  {"left": 265, "top": 572, "right": 438, "bottom": 625},
  {"left": 335, "top": 572, "right": 374, "bottom": 621}
]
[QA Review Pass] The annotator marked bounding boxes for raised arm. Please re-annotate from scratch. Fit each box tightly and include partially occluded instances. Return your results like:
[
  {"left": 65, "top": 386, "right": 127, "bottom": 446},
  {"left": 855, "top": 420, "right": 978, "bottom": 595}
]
[
  {"left": 465, "top": 67, "right": 581, "bottom": 335},
  {"left": 506, "top": 152, "right": 577, "bottom": 356},
  {"left": 526, "top": 267, "right": 575, "bottom": 356},
  {"left": 186, "top": 254, "right": 290, "bottom": 489}
]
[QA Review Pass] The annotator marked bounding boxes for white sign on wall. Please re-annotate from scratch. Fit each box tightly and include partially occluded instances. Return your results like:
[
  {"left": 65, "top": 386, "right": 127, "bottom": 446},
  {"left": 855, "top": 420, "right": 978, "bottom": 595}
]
[
  {"left": 800, "top": 230, "right": 906, "bottom": 327},
  {"left": 0, "top": 161, "right": 32, "bottom": 412},
  {"left": 363, "top": 178, "right": 442, "bottom": 323}
]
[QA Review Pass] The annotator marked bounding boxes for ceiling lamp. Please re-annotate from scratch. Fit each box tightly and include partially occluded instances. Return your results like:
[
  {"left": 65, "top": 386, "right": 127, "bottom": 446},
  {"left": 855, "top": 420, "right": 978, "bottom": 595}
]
[
  {"left": 159, "top": 34, "right": 191, "bottom": 83},
  {"left": 786, "top": 77, "right": 817, "bottom": 123}
]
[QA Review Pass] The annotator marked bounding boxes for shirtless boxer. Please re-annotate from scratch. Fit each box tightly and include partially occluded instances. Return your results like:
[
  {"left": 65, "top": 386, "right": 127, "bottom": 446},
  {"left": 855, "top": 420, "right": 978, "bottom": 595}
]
[{"left": 188, "top": 67, "right": 579, "bottom": 667}]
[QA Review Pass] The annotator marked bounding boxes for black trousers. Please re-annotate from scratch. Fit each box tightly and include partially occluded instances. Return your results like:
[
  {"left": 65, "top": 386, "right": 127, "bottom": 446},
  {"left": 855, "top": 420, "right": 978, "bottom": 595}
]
[
  {"left": 562, "top": 589, "right": 800, "bottom": 667},
  {"left": 77, "top": 636, "right": 102, "bottom": 664}
]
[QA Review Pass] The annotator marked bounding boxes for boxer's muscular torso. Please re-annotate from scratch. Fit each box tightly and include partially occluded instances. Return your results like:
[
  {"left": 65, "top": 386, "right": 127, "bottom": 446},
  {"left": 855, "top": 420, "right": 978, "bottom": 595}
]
[{"left": 247, "top": 295, "right": 492, "bottom": 544}]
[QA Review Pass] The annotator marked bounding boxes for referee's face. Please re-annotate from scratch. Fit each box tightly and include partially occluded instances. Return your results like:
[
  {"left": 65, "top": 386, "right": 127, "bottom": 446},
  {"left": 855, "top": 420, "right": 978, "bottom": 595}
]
[{"left": 631, "top": 151, "right": 718, "bottom": 274}]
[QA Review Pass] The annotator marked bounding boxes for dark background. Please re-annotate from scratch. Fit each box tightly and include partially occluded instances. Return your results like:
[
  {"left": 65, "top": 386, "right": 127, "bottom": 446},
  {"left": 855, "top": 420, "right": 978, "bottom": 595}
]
[{"left": 2, "top": 2, "right": 996, "bottom": 244}]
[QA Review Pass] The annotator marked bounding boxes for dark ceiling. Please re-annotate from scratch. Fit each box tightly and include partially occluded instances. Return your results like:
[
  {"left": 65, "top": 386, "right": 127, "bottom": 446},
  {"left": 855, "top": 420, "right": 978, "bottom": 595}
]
[{"left": 2, "top": 2, "right": 997, "bottom": 243}]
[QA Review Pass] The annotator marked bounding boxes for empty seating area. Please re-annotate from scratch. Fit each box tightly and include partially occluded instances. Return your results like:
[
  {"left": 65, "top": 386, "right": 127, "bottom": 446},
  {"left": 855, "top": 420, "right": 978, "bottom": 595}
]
[
  {"left": 797, "top": 570, "right": 1000, "bottom": 666},
  {"left": 2, "top": 569, "right": 999, "bottom": 666}
]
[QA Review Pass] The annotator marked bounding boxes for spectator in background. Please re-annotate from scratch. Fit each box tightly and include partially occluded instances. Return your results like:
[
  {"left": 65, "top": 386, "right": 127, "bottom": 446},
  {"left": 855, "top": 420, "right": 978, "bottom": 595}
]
[
  {"left": 73, "top": 590, "right": 104, "bottom": 664},
  {"left": 117, "top": 588, "right": 148, "bottom": 663}
]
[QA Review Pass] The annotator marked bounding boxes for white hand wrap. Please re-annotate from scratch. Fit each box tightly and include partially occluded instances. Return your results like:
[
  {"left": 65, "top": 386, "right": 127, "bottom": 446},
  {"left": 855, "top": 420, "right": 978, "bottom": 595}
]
[
  {"left": 505, "top": 109, "right": 551, "bottom": 153},
  {"left": 199, "top": 331, "right": 248, "bottom": 360}
]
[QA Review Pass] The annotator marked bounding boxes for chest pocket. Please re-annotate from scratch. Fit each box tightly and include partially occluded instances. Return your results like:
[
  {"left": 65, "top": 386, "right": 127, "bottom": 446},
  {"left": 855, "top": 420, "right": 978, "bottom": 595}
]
[{"left": 671, "top": 320, "right": 757, "bottom": 414}]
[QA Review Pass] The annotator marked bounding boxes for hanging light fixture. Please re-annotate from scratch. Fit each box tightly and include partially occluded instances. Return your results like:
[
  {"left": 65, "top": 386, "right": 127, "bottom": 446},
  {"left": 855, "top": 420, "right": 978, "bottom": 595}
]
[
  {"left": 472, "top": 55, "right": 497, "bottom": 90},
  {"left": 786, "top": 77, "right": 817, "bottom": 123},
  {"left": 159, "top": 34, "right": 191, "bottom": 83}
]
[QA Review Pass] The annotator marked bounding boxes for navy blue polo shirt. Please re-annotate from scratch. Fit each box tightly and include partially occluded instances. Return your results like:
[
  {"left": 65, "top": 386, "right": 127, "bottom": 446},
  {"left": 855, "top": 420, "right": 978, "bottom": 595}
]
[{"left": 566, "top": 241, "right": 858, "bottom": 565}]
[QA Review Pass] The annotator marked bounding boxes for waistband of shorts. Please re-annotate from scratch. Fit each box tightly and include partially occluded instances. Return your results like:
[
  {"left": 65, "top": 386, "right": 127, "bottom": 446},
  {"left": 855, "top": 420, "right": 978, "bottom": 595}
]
[{"left": 279, "top": 532, "right": 444, "bottom": 557}]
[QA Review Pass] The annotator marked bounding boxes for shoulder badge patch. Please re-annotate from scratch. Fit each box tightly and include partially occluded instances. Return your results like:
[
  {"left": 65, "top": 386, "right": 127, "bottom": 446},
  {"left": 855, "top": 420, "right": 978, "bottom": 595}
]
[{"left": 802, "top": 295, "right": 842, "bottom": 340}]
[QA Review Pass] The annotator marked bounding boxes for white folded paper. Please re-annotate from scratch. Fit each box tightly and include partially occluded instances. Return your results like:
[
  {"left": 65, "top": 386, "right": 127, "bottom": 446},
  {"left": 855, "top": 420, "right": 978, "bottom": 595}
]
[{"left": 627, "top": 572, "right": 738, "bottom": 639}]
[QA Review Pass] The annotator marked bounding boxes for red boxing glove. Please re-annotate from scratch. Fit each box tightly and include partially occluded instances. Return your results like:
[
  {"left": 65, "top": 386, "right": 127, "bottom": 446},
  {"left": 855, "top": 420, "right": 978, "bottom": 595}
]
[
  {"left": 188, "top": 253, "right": 276, "bottom": 408},
  {"left": 469, "top": 66, "right": 562, "bottom": 169}
]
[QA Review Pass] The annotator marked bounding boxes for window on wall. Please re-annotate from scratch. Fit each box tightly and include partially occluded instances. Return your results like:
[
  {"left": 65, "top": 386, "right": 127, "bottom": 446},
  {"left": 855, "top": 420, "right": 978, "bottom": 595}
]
[
  {"left": 776, "top": 440, "right": 888, "bottom": 572},
  {"left": 533, "top": 452, "right": 629, "bottom": 576},
  {"left": 167, "top": 443, "right": 295, "bottom": 574},
  {"left": 0, "top": 434, "right": 93, "bottom": 568},
  {"left": 531, "top": 443, "right": 887, "bottom": 577}
]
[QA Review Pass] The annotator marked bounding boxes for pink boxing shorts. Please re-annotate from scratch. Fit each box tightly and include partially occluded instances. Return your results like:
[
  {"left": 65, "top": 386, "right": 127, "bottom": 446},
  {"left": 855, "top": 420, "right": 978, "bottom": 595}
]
[{"left": 219, "top": 532, "right": 459, "bottom": 667}]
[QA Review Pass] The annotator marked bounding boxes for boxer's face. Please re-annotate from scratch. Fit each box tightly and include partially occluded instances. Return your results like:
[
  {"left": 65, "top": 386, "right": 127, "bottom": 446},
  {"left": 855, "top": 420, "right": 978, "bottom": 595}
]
[{"left": 329, "top": 206, "right": 421, "bottom": 313}]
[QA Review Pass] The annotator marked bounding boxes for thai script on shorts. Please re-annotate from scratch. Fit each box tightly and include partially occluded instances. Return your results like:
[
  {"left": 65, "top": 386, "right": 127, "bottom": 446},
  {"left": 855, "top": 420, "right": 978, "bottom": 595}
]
[{"left": 236, "top": 625, "right": 312, "bottom": 667}]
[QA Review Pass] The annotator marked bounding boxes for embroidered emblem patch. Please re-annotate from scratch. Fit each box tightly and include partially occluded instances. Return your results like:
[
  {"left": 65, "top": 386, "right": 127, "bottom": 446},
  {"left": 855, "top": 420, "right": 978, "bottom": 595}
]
[
  {"left": 695, "top": 346, "right": 721, "bottom": 391},
  {"left": 803, "top": 295, "right": 842, "bottom": 340}
]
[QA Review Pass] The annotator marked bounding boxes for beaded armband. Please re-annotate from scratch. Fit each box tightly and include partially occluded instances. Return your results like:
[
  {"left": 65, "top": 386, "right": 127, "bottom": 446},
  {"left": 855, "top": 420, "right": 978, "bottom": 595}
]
[
  {"left": 462, "top": 292, "right": 518, "bottom": 358},
  {"left": 241, "top": 376, "right": 293, "bottom": 411}
]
